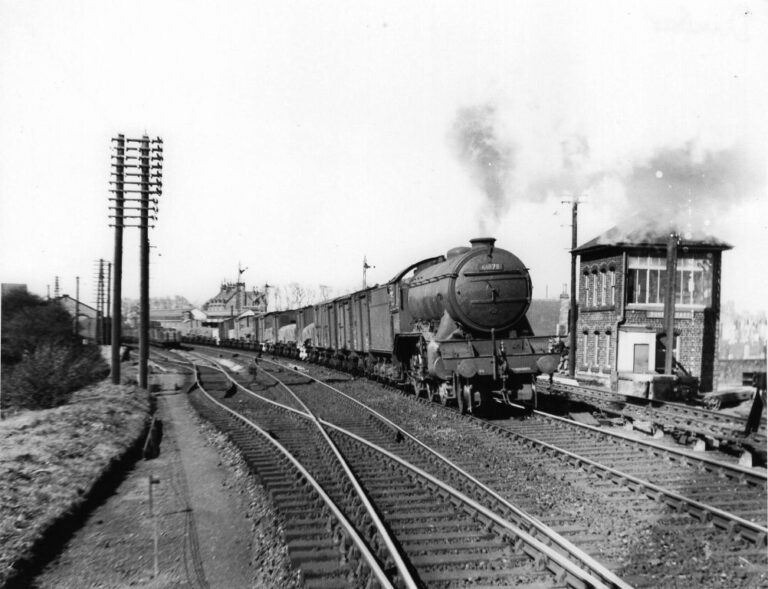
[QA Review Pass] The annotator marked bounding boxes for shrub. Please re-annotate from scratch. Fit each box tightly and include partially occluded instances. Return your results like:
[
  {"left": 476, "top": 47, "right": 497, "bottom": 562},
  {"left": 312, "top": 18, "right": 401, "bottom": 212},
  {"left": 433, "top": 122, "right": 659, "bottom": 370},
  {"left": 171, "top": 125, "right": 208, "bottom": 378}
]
[
  {"left": 1, "top": 290, "right": 109, "bottom": 411},
  {"left": 2, "top": 291, "right": 78, "bottom": 365},
  {"left": 2, "top": 344, "right": 109, "bottom": 410}
]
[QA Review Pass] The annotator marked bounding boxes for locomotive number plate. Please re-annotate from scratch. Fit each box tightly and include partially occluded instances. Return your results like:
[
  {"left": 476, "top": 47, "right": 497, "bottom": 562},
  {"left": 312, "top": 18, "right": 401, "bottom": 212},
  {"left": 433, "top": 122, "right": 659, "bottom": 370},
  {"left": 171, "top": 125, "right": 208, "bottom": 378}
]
[{"left": 480, "top": 263, "right": 504, "bottom": 272}]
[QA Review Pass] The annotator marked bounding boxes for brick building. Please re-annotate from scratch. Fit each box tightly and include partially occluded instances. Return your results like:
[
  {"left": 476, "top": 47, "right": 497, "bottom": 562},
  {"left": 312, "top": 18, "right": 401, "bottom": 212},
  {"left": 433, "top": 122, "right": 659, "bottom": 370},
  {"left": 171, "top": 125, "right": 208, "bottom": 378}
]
[
  {"left": 573, "top": 222, "right": 731, "bottom": 394},
  {"left": 199, "top": 281, "right": 267, "bottom": 340},
  {"left": 57, "top": 295, "right": 100, "bottom": 343}
]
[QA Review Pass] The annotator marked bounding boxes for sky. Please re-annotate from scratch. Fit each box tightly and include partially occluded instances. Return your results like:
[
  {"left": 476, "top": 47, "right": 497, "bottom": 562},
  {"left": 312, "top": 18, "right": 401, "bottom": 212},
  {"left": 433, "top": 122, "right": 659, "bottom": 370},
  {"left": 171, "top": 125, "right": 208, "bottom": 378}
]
[{"left": 1, "top": 1, "right": 766, "bottom": 312}]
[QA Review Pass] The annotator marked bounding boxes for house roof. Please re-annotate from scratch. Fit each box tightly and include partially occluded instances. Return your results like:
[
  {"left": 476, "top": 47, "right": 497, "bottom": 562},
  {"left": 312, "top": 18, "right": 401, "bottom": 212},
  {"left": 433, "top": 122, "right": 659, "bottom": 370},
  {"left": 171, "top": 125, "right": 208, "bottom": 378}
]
[
  {"left": 149, "top": 308, "right": 192, "bottom": 321},
  {"left": 57, "top": 295, "right": 98, "bottom": 315},
  {"left": 574, "top": 219, "right": 732, "bottom": 255},
  {"left": 203, "top": 282, "right": 265, "bottom": 310},
  {"left": 189, "top": 308, "right": 207, "bottom": 320}
]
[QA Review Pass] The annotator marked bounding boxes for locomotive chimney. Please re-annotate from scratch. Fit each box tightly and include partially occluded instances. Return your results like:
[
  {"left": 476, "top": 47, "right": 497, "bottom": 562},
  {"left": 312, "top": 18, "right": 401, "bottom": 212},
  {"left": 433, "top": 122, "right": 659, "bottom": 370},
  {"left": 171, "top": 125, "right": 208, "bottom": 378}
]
[
  {"left": 470, "top": 237, "right": 496, "bottom": 257},
  {"left": 469, "top": 237, "right": 496, "bottom": 248},
  {"left": 663, "top": 232, "right": 679, "bottom": 375}
]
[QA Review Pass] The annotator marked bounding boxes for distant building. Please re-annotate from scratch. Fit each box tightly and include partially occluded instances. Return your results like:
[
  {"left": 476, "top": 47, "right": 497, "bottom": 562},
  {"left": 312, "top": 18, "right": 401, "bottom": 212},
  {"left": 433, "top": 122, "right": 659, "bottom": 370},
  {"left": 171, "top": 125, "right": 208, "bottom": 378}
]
[
  {"left": 719, "top": 303, "right": 767, "bottom": 360},
  {"left": 527, "top": 298, "right": 567, "bottom": 337},
  {"left": 717, "top": 304, "right": 767, "bottom": 385},
  {"left": 57, "top": 295, "right": 100, "bottom": 342},
  {"left": 573, "top": 222, "right": 731, "bottom": 393},
  {"left": 200, "top": 281, "right": 267, "bottom": 340},
  {"left": 148, "top": 307, "right": 193, "bottom": 332}
]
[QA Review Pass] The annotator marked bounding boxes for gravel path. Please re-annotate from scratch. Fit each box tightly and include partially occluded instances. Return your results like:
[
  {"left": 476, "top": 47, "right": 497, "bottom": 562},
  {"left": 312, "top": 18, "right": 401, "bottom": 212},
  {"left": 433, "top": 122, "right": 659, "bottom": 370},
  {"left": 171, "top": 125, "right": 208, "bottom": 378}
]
[{"left": 29, "top": 389, "right": 297, "bottom": 589}]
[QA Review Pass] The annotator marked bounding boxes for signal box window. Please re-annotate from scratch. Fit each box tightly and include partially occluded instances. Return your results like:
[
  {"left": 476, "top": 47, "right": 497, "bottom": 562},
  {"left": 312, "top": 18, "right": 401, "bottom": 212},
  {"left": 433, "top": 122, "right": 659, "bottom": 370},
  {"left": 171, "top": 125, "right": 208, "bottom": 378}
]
[{"left": 626, "top": 255, "right": 712, "bottom": 307}]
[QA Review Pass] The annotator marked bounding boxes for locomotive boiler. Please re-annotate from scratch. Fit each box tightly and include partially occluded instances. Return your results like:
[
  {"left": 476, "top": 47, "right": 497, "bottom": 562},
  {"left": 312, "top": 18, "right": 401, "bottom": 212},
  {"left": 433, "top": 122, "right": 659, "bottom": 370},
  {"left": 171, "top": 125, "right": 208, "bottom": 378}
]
[{"left": 401, "top": 238, "right": 557, "bottom": 412}]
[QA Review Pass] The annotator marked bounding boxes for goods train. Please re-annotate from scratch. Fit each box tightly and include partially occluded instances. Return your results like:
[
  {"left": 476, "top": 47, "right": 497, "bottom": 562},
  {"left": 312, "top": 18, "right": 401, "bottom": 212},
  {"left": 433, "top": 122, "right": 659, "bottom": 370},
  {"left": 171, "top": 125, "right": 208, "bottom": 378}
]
[
  {"left": 187, "top": 238, "right": 559, "bottom": 413},
  {"left": 123, "top": 322, "right": 182, "bottom": 349}
]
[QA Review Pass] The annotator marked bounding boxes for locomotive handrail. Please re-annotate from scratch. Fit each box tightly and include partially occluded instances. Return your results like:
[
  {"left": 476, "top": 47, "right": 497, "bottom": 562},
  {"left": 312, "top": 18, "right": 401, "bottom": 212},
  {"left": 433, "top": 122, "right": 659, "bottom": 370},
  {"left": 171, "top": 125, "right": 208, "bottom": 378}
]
[
  {"left": 408, "top": 272, "right": 458, "bottom": 287},
  {"left": 388, "top": 255, "right": 445, "bottom": 283}
]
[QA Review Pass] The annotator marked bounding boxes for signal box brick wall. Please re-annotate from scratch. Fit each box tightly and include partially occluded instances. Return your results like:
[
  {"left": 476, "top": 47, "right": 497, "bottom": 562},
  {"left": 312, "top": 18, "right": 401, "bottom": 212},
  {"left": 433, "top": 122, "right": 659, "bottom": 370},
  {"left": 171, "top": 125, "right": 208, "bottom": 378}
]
[
  {"left": 574, "top": 240, "right": 726, "bottom": 393},
  {"left": 576, "top": 252, "right": 624, "bottom": 375}
]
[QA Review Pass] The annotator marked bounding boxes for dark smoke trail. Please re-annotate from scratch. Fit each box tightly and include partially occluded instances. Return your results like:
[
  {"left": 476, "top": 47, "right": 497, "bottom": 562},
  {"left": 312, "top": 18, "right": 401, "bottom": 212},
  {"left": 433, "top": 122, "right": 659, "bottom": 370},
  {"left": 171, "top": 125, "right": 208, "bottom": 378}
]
[
  {"left": 451, "top": 104, "right": 515, "bottom": 226},
  {"left": 616, "top": 142, "right": 765, "bottom": 241}
]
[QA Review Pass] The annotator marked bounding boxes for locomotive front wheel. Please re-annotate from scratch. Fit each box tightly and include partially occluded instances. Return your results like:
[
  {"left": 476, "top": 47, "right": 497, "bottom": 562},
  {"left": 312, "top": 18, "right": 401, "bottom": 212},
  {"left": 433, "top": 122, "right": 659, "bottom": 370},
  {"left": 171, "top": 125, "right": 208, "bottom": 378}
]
[{"left": 458, "top": 384, "right": 472, "bottom": 414}]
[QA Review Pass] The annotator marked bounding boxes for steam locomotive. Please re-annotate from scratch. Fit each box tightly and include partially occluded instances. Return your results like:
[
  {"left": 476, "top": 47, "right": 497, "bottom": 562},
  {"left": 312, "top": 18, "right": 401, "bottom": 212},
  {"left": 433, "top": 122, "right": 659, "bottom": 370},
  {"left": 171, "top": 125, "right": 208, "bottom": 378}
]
[{"left": 190, "top": 238, "right": 559, "bottom": 413}]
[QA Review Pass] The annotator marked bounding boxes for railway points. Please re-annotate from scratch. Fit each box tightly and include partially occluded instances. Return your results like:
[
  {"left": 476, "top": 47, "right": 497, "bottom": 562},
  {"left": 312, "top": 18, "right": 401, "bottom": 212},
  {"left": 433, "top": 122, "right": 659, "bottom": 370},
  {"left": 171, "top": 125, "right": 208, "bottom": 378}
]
[
  {"left": 187, "top": 350, "right": 620, "bottom": 588},
  {"left": 536, "top": 376, "right": 767, "bottom": 466},
  {"left": 182, "top": 345, "right": 768, "bottom": 587}
]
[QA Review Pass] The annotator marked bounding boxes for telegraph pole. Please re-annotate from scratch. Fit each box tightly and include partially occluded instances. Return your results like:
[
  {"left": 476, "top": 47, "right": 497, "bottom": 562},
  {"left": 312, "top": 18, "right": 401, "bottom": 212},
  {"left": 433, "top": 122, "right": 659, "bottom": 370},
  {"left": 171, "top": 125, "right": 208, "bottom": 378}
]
[
  {"left": 139, "top": 136, "right": 150, "bottom": 389},
  {"left": 94, "top": 259, "right": 105, "bottom": 344},
  {"left": 562, "top": 195, "right": 582, "bottom": 378},
  {"left": 110, "top": 135, "right": 125, "bottom": 383},
  {"left": 74, "top": 276, "right": 80, "bottom": 337},
  {"left": 106, "top": 262, "right": 112, "bottom": 344},
  {"left": 109, "top": 134, "right": 163, "bottom": 388}
]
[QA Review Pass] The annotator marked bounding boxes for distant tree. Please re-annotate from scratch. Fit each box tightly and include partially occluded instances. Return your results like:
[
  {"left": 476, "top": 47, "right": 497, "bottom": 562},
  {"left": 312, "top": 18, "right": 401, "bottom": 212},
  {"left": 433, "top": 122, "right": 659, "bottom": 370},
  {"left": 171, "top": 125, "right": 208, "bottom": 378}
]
[
  {"left": 173, "top": 295, "right": 192, "bottom": 308},
  {"left": 121, "top": 296, "right": 193, "bottom": 314},
  {"left": 288, "top": 283, "right": 309, "bottom": 308},
  {"left": 1, "top": 290, "right": 108, "bottom": 411},
  {"left": 318, "top": 284, "right": 333, "bottom": 302},
  {"left": 272, "top": 286, "right": 285, "bottom": 311},
  {"left": 1, "top": 291, "right": 77, "bottom": 365}
]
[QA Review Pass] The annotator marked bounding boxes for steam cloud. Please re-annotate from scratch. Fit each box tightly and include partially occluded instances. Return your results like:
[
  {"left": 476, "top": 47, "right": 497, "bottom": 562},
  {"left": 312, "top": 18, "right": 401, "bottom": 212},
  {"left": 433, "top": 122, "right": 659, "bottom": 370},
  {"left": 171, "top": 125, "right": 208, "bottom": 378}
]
[
  {"left": 450, "top": 104, "right": 515, "bottom": 230},
  {"left": 588, "top": 142, "right": 765, "bottom": 244},
  {"left": 451, "top": 102, "right": 765, "bottom": 243}
]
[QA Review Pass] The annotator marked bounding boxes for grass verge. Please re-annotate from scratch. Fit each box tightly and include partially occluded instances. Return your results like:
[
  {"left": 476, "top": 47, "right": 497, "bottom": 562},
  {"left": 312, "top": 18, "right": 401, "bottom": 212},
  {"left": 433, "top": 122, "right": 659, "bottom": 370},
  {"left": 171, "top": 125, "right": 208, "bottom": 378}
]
[{"left": 0, "top": 380, "right": 151, "bottom": 588}]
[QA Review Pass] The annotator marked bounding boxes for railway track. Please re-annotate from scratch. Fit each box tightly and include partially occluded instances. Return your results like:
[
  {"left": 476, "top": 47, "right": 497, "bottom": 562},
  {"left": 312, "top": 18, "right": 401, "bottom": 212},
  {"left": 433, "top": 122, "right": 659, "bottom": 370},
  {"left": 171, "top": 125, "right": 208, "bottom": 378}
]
[
  {"left": 538, "top": 379, "right": 766, "bottom": 456},
  {"left": 484, "top": 413, "right": 767, "bottom": 541},
  {"left": 186, "top": 351, "right": 624, "bottom": 588},
  {"left": 181, "top": 346, "right": 768, "bottom": 586},
  {"left": 226, "top": 348, "right": 768, "bottom": 586}
]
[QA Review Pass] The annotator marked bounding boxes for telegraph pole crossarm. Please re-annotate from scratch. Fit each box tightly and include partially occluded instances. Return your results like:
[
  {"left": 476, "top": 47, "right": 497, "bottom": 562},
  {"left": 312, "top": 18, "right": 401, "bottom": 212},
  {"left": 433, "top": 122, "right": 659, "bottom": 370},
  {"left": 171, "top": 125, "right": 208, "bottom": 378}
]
[{"left": 108, "top": 134, "right": 163, "bottom": 388}]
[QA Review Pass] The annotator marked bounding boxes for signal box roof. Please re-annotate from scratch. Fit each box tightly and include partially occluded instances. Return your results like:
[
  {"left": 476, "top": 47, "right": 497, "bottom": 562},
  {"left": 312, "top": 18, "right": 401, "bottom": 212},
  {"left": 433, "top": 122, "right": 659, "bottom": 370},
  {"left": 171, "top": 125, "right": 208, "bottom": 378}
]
[{"left": 574, "top": 219, "right": 732, "bottom": 256}]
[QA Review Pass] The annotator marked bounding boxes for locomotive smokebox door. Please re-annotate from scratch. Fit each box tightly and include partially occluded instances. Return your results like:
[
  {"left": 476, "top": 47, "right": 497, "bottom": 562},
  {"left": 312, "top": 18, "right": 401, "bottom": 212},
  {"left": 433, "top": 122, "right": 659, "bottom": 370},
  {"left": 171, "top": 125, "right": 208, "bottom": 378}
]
[{"left": 407, "top": 237, "right": 532, "bottom": 334}]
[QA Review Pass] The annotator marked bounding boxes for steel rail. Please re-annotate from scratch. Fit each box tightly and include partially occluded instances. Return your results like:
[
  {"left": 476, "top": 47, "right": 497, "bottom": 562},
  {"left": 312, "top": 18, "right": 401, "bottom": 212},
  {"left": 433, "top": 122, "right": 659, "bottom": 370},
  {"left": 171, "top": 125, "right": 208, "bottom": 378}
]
[
  {"left": 542, "top": 378, "right": 762, "bottom": 433},
  {"left": 190, "top": 353, "right": 419, "bottom": 589},
  {"left": 255, "top": 353, "right": 766, "bottom": 543},
  {"left": 320, "top": 419, "right": 616, "bottom": 589},
  {"left": 187, "top": 360, "right": 396, "bottom": 589},
  {"left": 205, "top": 352, "right": 626, "bottom": 589},
  {"left": 486, "top": 406, "right": 768, "bottom": 544},
  {"left": 521, "top": 407, "right": 767, "bottom": 483}
]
